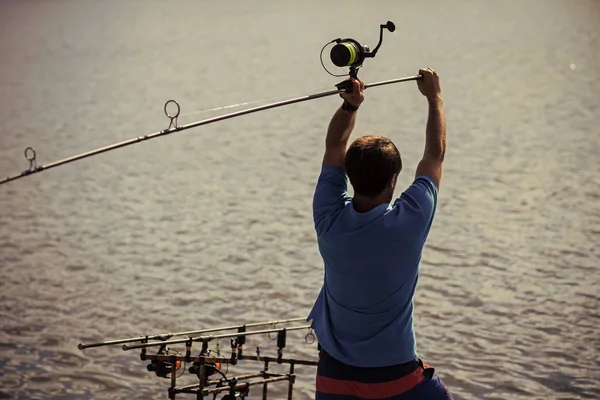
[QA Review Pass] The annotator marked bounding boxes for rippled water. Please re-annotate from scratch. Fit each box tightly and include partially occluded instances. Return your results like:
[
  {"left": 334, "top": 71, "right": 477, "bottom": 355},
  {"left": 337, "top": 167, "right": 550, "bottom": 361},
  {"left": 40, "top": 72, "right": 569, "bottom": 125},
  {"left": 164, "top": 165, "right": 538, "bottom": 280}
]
[{"left": 1, "top": 1, "right": 599, "bottom": 399}]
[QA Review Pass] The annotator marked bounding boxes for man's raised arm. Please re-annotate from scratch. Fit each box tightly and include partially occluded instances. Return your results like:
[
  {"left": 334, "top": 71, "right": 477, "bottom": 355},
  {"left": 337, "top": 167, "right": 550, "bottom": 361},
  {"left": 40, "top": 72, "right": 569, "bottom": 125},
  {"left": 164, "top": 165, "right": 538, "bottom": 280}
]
[
  {"left": 415, "top": 68, "right": 446, "bottom": 189},
  {"left": 322, "top": 78, "right": 365, "bottom": 167}
]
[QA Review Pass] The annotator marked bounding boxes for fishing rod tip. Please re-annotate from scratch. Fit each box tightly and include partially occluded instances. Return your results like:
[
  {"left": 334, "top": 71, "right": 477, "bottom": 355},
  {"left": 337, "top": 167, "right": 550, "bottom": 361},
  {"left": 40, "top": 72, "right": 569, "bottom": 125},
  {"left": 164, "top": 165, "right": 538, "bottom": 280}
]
[
  {"left": 122, "top": 344, "right": 129, "bottom": 351},
  {"left": 77, "top": 343, "right": 84, "bottom": 350}
]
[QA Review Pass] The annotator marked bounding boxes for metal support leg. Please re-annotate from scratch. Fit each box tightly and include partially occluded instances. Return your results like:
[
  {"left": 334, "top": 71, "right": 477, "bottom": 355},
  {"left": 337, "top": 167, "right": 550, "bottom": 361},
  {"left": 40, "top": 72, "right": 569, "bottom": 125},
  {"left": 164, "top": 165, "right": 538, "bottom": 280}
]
[
  {"left": 287, "top": 362, "right": 295, "bottom": 400},
  {"left": 262, "top": 359, "right": 270, "bottom": 400}
]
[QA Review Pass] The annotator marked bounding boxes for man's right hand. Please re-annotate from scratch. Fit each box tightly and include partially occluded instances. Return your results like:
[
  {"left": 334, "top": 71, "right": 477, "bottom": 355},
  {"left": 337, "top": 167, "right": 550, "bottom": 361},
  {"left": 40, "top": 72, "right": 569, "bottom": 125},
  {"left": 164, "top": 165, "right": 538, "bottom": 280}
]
[
  {"left": 340, "top": 78, "right": 365, "bottom": 109},
  {"left": 417, "top": 68, "right": 442, "bottom": 101}
]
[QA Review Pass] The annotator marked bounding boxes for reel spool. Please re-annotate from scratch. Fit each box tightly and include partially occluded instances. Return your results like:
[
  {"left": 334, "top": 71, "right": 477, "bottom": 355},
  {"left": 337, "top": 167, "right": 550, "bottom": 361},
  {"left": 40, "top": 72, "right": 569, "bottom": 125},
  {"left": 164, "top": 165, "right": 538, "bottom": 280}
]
[{"left": 320, "top": 21, "right": 396, "bottom": 91}]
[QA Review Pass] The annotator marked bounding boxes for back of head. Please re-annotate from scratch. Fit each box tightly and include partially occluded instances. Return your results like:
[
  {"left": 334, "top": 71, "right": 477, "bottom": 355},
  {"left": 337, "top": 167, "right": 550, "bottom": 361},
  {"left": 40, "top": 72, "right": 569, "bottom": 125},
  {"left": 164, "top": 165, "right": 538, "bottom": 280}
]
[{"left": 344, "top": 135, "right": 402, "bottom": 198}]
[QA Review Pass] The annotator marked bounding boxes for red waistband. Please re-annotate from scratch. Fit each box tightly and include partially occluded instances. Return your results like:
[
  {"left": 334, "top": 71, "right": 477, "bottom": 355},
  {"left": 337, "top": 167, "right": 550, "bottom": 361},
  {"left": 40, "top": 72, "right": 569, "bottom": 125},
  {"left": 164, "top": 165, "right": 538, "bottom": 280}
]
[{"left": 316, "top": 364, "right": 427, "bottom": 399}]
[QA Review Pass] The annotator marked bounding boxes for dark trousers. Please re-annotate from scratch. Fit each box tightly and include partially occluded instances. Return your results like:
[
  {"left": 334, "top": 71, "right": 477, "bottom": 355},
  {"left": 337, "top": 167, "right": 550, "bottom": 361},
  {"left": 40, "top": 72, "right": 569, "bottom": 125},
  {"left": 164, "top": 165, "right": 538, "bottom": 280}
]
[{"left": 315, "top": 348, "right": 453, "bottom": 400}]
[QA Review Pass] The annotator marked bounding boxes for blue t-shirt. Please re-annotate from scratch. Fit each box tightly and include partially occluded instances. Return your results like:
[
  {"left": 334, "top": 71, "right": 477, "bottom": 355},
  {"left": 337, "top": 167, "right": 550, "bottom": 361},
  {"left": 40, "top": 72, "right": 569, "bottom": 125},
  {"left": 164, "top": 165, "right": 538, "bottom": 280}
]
[{"left": 306, "top": 165, "right": 438, "bottom": 368}]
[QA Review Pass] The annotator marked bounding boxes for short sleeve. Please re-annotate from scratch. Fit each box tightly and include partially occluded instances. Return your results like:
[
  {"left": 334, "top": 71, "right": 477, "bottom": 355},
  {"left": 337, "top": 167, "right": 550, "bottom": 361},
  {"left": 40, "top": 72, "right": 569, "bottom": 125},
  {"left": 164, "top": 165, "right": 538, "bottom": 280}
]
[
  {"left": 312, "top": 166, "right": 352, "bottom": 234},
  {"left": 394, "top": 175, "right": 438, "bottom": 239}
]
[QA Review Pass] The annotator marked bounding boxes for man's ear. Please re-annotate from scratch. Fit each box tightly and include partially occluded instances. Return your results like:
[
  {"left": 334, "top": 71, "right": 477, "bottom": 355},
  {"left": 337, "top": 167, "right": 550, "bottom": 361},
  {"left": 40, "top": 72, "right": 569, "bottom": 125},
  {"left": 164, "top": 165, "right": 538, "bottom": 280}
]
[{"left": 388, "top": 173, "right": 398, "bottom": 189}]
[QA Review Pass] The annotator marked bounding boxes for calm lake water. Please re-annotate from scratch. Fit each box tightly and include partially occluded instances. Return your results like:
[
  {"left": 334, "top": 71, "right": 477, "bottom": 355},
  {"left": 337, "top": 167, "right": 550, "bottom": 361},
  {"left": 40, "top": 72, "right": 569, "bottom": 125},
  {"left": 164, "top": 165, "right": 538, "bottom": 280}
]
[{"left": 1, "top": 1, "right": 599, "bottom": 399}]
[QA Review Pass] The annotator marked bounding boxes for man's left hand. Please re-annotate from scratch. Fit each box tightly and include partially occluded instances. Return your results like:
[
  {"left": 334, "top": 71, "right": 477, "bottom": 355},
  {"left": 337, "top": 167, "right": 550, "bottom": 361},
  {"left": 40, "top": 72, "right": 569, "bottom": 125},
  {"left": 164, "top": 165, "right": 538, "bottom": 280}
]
[{"left": 340, "top": 78, "right": 365, "bottom": 109}]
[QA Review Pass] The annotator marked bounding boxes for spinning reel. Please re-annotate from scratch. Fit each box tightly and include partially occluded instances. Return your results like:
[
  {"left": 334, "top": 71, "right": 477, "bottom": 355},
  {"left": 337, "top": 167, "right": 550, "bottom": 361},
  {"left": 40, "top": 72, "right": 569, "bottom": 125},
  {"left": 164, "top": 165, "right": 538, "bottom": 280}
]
[
  {"left": 320, "top": 21, "right": 396, "bottom": 92},
  {"left": 188, "top": 341, "right": 223, "bottom": 380},
  {"left": 146, "top": 344, "right": 183, "bottom": 379}
]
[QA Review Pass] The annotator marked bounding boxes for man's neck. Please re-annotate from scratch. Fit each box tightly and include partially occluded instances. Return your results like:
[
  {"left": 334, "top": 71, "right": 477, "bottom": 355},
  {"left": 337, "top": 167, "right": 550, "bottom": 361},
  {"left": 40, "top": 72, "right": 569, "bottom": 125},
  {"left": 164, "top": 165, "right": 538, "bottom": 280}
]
[{"left": 352, "top": 194, "right": 389, "bottom": 213}]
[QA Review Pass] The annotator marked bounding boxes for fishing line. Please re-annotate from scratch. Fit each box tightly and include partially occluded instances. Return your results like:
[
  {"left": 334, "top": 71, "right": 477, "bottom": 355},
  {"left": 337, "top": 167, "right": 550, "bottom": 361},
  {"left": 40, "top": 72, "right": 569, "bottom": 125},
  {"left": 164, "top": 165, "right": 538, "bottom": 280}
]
[{"left": 179, "top": 85, "right": 336, "bottom": 118}]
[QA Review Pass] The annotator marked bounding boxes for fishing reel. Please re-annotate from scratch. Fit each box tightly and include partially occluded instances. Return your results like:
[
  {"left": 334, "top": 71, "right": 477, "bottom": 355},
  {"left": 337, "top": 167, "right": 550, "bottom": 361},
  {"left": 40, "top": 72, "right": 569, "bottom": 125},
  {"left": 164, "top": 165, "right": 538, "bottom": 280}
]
[
  {"left": 146, "top": 344, "right": 183, "bottom": 379},
  {"left": 320, "top": 21, "right": 396, "bottom": 92},
  {"left": 188, "top": 361, "right": 222, "bottom": 380},
  {"left": 188, "top": 341, "right": 223, "bottom": 380}
]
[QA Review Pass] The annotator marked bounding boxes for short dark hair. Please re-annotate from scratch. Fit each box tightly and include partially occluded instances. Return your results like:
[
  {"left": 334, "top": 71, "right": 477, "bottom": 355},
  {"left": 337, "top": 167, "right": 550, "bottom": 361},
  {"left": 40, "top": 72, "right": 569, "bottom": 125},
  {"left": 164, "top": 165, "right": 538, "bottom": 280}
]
[{"left": 344, "top": 135, "right": 402, "bottom": 197}]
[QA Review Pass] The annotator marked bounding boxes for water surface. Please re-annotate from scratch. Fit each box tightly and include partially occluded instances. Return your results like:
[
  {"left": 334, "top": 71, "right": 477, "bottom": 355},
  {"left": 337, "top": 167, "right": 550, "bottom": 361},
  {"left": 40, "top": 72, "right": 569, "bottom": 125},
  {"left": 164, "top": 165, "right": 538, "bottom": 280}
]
[{"left": 1, "top": 1, "right": 599, "bottom": 399}]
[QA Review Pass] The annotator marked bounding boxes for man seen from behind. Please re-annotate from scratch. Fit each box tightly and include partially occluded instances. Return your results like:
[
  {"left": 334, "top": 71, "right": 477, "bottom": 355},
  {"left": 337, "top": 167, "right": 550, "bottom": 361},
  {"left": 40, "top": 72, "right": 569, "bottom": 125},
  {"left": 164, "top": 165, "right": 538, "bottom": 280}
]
[{"left": 307, "top": 68, "right": 452, "bottom": 400}]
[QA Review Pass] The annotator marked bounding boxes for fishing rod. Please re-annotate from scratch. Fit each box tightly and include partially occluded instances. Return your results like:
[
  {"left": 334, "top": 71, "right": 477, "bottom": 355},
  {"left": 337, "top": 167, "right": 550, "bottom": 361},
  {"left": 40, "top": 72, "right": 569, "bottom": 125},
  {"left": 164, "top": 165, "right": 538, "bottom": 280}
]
[
  {"left": 0, "top": 20, "right": 421, "bottom": 187},
  {"left": 77, "top": 316, "right": 307, "bottom": 350},
  {"left": 122, "top": 324, "right": 312, "bottom": 351}
]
